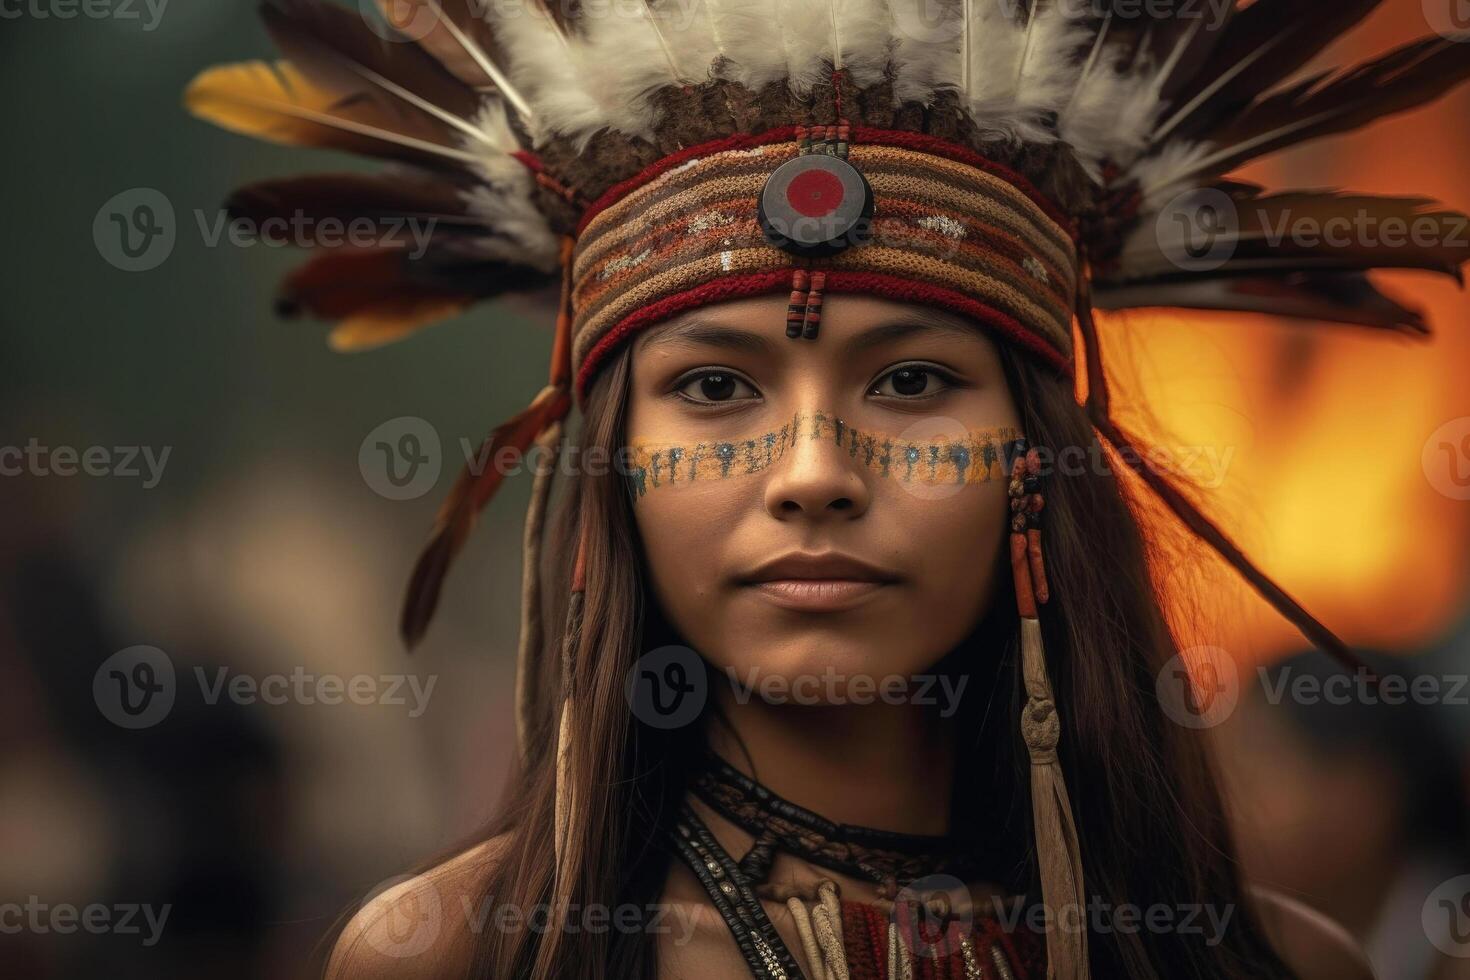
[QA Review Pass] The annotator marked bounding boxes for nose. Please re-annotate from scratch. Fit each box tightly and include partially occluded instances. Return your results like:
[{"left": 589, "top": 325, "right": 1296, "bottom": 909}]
[{"left": 762, "top": 408, "right": 872, "bottom": 522}]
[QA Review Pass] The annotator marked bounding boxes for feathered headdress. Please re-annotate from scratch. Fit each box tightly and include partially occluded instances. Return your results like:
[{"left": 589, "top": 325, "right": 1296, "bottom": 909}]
[{"left": 187, "top": 2, "right": 1470, "bottom": 976}]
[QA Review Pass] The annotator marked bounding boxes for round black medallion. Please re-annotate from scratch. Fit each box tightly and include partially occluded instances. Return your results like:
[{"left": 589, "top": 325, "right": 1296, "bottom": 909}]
[{"left": 758, "top": 154, "right": 874, "bottom": 259}]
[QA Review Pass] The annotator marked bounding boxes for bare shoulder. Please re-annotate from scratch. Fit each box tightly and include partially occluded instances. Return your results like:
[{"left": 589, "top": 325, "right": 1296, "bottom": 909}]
[
  {"left": 1250, "top": 884, "right": 1376, "bottom": 980},
  {"left": 324, "top": 835, "right": 511, "bottom": 980}
]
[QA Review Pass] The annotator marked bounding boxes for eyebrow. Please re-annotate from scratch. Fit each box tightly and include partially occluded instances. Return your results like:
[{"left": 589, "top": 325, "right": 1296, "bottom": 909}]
[{"left": 637, "top": 310, "right": 980, "bottom": 356}]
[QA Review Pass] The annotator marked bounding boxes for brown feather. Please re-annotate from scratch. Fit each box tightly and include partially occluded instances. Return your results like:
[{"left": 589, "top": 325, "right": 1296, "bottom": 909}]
[
  {"left": 1092, "top": 272, "right": 1429, "bottom": 333},
  {"left": 1121, "top": 191, "right": 1470, "bottom": 283},
  {"left": 261, "top": 0, "right": 482, "bottom": 146},
  {"left": 1198, "top": 34, "right": 1470, "bottom": 175},
  {"left": 226, "top": 172, "right": 479, "bottom": 241},
  {"left": 1160, "top": 0, "right": 1383, "bottom": 143},
  {"left": 400, "top": 383, "right": 573, "bottom": 648}
]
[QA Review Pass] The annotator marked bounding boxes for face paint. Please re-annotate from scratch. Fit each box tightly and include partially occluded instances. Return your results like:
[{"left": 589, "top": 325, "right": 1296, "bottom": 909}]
[{"left": 625, "top": 410, "right": 1020, "bottom": 499}]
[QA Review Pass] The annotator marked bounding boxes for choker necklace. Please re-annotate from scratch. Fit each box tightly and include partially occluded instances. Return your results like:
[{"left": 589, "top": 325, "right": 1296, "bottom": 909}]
[{"left": 689, "top": 753, "right": 989, "bottom": 894}]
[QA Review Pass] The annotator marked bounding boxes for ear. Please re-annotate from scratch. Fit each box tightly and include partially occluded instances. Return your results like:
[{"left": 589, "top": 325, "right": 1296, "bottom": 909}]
[{"left": 1249, "top": 884, "right": 1377, "bottom": 980}]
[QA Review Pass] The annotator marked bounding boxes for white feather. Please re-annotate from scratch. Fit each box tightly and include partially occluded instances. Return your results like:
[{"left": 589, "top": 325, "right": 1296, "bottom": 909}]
[
  {"left": 1059, "top": 42, "right": 1166, "bottom": 178},
  {"left": 493, "top": 4, "right": 604, "bottom": 147},
  {"left": 462, "top": 102, "right": 561, "bottom": 273},
  {"left": 708, "top": 0, "right": 790, "bottom": 89},
  {"left": 890, "top": 0, "right": 963, "bottom": 105},
  {"left": 777, "top": 0, "right": 837, "bottom": 97},
  {"left": 572, "top": 1, "right": 725, "bottom": 145},
  {"left": 830, "top": 0, "right": 898, "bottom": 90},
  {"left": 1129, "top": 140, "right": 1214, "bottom": 211}
]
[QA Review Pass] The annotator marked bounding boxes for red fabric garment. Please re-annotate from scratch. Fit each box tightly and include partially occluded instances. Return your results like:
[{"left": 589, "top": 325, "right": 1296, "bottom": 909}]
[{"left": 839, "top": 900, "right": 1047, "bottom": 979}]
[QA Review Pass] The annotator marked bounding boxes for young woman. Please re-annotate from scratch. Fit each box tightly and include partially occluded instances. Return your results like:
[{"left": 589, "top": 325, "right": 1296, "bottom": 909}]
[
  {"left": 185, "top": 1, "right": 1470, "bottom": 976},
  {"left": 321, "top": 291, "right": 1374, "bottom": 979}
]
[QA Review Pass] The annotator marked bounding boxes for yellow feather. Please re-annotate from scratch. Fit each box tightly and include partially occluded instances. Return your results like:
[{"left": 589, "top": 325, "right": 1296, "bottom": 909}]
[
  {"left": 184, "top": 60, "right": 476, "bottom": 164},
  {"left": 326, "top": 299, "right": 471, "bottom": 352}
]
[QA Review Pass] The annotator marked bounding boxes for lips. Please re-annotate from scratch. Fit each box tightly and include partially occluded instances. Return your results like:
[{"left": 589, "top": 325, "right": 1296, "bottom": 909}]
[{"left": 737, "top": 552, "right": 901, "bottom": 612}]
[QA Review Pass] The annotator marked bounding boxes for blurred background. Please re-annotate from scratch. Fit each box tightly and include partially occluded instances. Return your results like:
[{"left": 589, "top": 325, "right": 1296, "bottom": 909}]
[{"left": 0, "top": 1, "right": 1467, "bottom": 978}]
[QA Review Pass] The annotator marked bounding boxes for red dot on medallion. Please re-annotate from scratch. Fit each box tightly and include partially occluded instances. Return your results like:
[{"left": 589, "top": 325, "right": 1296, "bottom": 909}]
[{"left": 786, "top": 169, "right": 845, "bottom": 218}]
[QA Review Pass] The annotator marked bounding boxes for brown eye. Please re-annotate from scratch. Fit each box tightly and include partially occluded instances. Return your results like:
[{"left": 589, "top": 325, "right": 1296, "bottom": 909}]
[
  {"left": 674, "top": 370, "right": 759, "bottom": 405},
  {"left": 870, "top": 365, "right": 958, "bottom": 399}
]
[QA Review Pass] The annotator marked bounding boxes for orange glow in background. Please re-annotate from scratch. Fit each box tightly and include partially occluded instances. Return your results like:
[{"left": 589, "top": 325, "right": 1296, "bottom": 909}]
[{"left": 1105, "top": 4, "right": 1470, "bottom": 665}]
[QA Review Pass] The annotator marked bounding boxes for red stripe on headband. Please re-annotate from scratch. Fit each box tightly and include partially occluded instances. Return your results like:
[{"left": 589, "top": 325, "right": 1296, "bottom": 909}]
[{"left": 573, "top": 270, "right": 1073, "bottom": 403}]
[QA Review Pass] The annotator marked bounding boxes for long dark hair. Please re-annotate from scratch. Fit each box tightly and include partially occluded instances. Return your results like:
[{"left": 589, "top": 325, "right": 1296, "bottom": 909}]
[{"left": 454, "top": 339, "right": 1298, "bottom": 979}]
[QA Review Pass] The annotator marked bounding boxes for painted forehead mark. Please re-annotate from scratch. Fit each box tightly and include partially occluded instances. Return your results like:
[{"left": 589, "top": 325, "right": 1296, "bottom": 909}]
[{"left": 625, "top": 411, "right": 1020, "bottom": 499}]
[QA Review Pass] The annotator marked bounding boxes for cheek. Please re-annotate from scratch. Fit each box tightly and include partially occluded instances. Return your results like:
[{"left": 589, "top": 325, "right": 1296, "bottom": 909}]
[
  {"left": 876, "top": 478, "right": 1010, "bottom": 655},
  {"left": 632, "top": 481, "right": 753, "bottom": 642}
]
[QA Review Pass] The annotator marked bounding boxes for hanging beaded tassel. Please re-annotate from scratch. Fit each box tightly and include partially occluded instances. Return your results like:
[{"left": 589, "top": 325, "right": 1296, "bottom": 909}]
[
  {"left": 779, "top": 121, "right": 851, "bottom": 343},
  {"left": 1007, "top": 439, "right": 1089, "bottom": 980}
]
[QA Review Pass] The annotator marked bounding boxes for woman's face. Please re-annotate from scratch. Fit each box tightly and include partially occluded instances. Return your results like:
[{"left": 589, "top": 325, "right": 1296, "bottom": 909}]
[{"left": 626, "top": 293, "right": 1022, "bottom": 694}]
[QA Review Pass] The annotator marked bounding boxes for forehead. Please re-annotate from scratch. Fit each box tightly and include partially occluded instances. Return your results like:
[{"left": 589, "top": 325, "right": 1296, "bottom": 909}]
[{"left": 632, "top": 294, "right": 994, "bottom": 360}]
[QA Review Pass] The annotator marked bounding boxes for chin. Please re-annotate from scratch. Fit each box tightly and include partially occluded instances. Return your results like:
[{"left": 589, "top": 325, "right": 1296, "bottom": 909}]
[{"left": 708, "top": 625, "right": 943, "bottom": 705}]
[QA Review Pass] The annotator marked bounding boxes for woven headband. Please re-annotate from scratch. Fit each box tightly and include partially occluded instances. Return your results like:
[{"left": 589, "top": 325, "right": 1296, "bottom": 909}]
[{"left": 570, "top": 127, "right": 1079, "bottom": 401}]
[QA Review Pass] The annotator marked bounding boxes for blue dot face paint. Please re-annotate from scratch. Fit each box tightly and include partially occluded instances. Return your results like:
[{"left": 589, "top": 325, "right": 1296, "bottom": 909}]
[{"left": 624, "top": 410, "right": 1020, "bottom": 500}]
